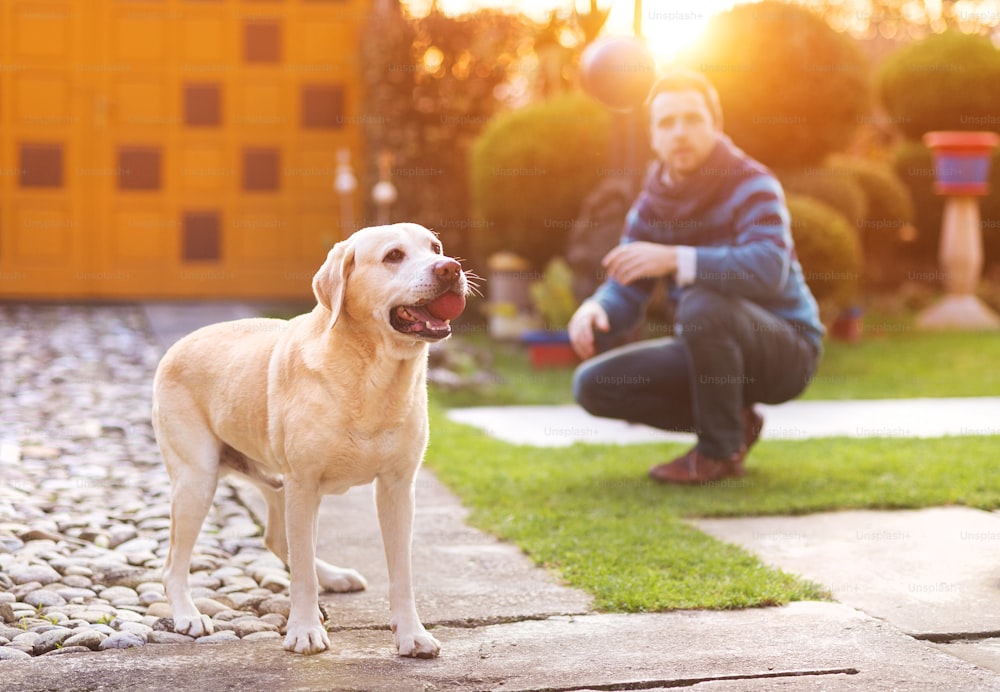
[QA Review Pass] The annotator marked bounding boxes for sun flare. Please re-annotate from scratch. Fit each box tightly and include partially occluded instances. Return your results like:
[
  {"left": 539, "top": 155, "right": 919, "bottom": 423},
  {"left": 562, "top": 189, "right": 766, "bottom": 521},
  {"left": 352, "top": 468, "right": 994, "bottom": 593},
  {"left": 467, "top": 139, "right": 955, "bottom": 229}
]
[
  {"left": 402, "top": 0, "right": 741, "bottom": 64},
  {"left": 602, "top": 0, "right": 740, "bottom": 64}
]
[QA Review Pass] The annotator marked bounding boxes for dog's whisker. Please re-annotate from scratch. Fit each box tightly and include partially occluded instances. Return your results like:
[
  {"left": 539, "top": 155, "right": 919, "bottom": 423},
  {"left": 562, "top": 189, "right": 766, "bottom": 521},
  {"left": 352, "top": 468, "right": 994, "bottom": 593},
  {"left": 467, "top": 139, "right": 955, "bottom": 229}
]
[{"left": 462, "top": 272, "right": 485, "bottom": 298}]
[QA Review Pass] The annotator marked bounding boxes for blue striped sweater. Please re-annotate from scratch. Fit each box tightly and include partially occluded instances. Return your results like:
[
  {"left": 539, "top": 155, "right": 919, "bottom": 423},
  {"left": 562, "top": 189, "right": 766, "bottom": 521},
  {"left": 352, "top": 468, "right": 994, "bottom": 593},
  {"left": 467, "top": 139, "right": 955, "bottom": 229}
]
[{"left": 591, "top": 135, "right": 825, "bottom": 351}]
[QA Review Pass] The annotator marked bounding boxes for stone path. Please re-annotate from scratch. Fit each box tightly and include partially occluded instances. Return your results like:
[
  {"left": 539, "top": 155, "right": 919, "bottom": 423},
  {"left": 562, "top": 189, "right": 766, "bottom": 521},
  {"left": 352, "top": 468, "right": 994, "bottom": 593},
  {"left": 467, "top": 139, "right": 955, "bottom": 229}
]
[
  {"left": 447, "top": 399, "right": 1000, "bottom": 447},
  {"left": 449, "top": 397, "right": 1000, "bottom": 679},
  {"left": 0, "top": 305, "right": 295, "bottom": 658},
  {"left": 694, "top": 506, "right": 1000, "bottom": 676}
]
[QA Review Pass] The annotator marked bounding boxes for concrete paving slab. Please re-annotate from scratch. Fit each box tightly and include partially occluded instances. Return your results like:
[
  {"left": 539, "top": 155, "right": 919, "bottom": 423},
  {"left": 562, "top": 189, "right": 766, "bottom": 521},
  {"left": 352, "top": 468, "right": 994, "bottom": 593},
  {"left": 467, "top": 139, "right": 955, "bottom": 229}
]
[
  {"left": 2, "top": 603, "right": 998, "bottom": 691},
  {"left": 233, "top": 468, "right": 593, "bottom": 630},
  {"left": 932, "top": 638, "right": 1000, "bottom": 678},
  {"left": 693, "top": 507, "right": 1000, "bottom": 639},
  {"left": 447, "top": 398, "right": 1000, "bottom": 447}
]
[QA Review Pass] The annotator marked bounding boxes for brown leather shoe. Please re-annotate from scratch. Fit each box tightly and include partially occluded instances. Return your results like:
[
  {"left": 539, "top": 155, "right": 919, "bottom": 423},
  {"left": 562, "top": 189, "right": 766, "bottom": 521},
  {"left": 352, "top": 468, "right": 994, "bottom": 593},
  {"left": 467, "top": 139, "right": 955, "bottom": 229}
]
[{"left": 648, "top": 447, "right": 745, "bottom": 485}]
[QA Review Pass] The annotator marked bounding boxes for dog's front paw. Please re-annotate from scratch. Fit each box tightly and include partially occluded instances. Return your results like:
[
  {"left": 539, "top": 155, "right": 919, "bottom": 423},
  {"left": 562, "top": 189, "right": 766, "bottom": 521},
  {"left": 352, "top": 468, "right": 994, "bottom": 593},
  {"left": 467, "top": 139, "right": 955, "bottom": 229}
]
[
  {"left": 284, "top": 623, "right": 331, "bottom": 655},
  {"left": 174, "top": 613, "right": 214, "bottom": 638},
  {"left": 316, "top": 562, "right": 368, "bottom": 593},
  {"left": 394, "top": 627, "right": 441, "bottom": 659}
]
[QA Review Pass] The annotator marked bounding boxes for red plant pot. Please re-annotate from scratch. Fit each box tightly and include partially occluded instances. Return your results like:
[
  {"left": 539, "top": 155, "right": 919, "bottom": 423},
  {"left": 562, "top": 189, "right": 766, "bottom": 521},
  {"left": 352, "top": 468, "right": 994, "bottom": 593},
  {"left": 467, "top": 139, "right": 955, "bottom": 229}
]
[
  {"left": 923, "top": 131, "right": 1000, "bottom": 196},
  {"left": 522, "top": 329, "right": 579, "bottom": 369}
]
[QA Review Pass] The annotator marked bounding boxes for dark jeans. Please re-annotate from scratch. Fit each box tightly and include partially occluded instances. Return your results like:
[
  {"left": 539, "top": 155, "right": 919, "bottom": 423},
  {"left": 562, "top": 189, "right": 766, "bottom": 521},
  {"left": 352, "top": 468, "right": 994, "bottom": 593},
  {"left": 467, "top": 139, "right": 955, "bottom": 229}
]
[{"left": 572, "top": 287, "right": 820, "bottom": 459}]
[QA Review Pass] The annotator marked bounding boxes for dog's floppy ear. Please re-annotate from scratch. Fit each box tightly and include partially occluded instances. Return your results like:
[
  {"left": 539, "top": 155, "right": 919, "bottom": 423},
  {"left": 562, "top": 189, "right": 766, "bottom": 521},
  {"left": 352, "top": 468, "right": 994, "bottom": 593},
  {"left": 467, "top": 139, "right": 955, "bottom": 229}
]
[{"left": 312, "top": 238, "right": 355, "bottom": 330}]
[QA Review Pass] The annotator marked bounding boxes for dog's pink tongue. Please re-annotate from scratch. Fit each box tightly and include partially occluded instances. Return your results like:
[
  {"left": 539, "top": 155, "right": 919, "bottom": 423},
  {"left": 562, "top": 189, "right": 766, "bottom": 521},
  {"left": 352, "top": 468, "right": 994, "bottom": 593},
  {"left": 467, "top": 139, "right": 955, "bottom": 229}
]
[{"left": 425, "top": 291, "right": 466, "bottom": 321}]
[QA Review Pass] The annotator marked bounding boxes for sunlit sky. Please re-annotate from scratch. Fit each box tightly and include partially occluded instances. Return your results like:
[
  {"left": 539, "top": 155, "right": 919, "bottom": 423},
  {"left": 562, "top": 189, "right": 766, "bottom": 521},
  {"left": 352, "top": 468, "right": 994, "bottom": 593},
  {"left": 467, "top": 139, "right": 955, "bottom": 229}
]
[{"left": 401, "top": 0, "right": 745, "bottom": 63}]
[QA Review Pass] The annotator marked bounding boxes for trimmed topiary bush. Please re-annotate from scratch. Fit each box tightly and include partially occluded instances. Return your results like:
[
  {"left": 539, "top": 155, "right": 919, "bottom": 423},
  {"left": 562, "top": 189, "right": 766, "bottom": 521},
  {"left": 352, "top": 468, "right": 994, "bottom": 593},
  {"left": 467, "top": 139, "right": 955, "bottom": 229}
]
[
  {"left": 890, "top": 140, "right": 943, "bottom": 269},
  {"left": 787, "top": 194, "right": 863, "bottom": 308},
  {"left": 469, "top": 92, "right": 611, "bottom": 269},
  {"left": 829, "top": 155, "right": 916, "bottom": 288},
  {"left": 677, "top": 1, "right": 871, "bottom": 167},
  {"left": 777, "top": 166, "right": 868, "bottom": 228},
  {"left": 877, "top": 31, "right": 1000, "bottom": 140},
  {"left": 829, "top": 155, "right": 915, "bottom": 229}
]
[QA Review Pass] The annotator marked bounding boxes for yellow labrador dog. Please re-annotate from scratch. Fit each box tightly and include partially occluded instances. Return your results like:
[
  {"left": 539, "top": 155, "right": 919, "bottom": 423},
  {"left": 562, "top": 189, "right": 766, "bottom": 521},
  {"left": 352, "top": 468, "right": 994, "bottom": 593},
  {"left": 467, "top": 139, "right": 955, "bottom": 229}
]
[{"left": 152, "top": 223, "right": 467, "bottom": 656}]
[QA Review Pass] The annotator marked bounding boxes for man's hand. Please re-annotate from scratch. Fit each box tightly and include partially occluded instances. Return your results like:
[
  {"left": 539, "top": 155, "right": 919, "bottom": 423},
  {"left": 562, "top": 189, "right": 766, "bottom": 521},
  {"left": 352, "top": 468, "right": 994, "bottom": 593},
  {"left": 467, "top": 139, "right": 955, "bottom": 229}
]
[
  {"left": 568, "top": 300, "right": 610, "bottom": 360},
  {"left": 602, "top": 242, "right": 678, "bottom": 286}
]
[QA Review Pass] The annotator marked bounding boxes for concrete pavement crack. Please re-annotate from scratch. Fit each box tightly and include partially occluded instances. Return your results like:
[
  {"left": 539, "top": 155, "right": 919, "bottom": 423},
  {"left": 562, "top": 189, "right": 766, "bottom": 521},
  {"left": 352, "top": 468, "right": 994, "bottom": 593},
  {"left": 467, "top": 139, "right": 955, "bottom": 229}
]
[{"left": 521, "top": 667, "right": 861, "bottom": 691}]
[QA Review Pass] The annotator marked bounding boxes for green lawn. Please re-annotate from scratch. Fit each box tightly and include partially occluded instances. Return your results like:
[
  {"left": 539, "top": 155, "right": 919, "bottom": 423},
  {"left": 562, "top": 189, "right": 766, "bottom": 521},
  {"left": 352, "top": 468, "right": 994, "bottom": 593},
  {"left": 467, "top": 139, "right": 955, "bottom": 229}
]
[
  {"left": 426, "top": 317, "right": 1000, "bottom": 612},
  {"left": 434, "top": 315, "right": 1000, "bottom": 406},
  {"left": 803, "top": 326, "right": 1000, "bottom": 399}
]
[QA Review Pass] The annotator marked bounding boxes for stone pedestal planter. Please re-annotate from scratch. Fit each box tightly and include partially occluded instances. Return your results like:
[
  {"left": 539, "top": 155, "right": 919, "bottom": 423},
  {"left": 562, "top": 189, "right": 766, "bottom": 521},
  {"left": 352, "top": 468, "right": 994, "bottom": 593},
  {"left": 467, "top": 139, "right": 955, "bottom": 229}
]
[{"left": 917, "top": 131, "right": 1000, "bottom": 331}]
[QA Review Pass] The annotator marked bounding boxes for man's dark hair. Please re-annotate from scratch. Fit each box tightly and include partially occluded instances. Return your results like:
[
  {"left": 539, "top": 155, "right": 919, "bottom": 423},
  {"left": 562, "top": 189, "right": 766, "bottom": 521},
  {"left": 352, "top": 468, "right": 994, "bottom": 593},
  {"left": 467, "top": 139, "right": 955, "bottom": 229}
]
[{"left": 645, "top": 69, "right": 723, "bottom": 128}]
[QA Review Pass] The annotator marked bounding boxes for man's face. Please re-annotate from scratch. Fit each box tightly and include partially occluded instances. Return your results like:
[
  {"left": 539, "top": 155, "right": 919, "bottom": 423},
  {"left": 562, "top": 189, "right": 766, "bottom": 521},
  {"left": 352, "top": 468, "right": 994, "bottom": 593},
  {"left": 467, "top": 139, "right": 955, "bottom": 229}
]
[{"left": 649, "top": 90, "right": 720, "bottom": 180}]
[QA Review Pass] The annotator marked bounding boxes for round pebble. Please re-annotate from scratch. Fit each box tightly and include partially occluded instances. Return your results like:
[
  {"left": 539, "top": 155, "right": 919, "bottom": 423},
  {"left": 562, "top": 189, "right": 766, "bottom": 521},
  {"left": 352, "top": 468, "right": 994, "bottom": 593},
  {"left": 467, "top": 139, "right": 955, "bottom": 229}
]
[
  {"left": 114, "top": 537, "right": 159, "bottom": 554},
  {"left": 0, "top": 648, "right": 31, "bottom": 661},
  {"left": 258, "top": 597, "right": 291, "bottom": 617},
  {"left": 195, "top": 631, "right": 240, "bottom": 644},
  {"left": 140, "top": 591, "right": 167, "bottom": 606},
  {"left": 136, "top": 582, "right": 164, "bottom": 595},
  {"left": 146, "top": 603, "right": 172, "bottom": 619},
  {"left": 60, "top": 574, "right": 94, "bottom": 588},
  {"left": 99, "top": 631, "right": 146, "bottom": 650},
  {"left": 234, "top": 620, "right": 279, "bottom": 638},
  {"left": 192, "top": 598, "right": 230, "bottom": 617},
  {"left": 189, "top": 574, "right": 223, "bottom": 590},
  {"left": 147, "top": 631, "right": 196, "bottom": 644},
  {"left": 62, "top": 630, "right": 107, "bottom": 650},
  {"left": 57, "top": 586, "right": 98, "bottom": 601},
  {"left": 10, "top": 565, "right": 61, "bottom": 586},
  {"left": 12, "top": 632, "right": 40, "bottom": 648},
  {"left": 212, "top": 610, "right": 248, "bottom": 623},
  {"left": 117, "top": 621, "right": 154, "bottom": 638},
  {"left": 0, "top": 627, "right": 24, "bottom": 641},
  {"left": 100, "top": 586, "right": 140, "bottom": 605},
  {"left": 259, "top": 613, "right": 286, "bottom": 629},
  {"left": 24, "top": 589, "right": 67, "bottom": 608},
  {"left": 111, "top": 610, "right": 144, "bottom": 624},
  {"left": 32, "top": 628, "right": 73, "bottom": 655},
  {"left": 65, "top": 566, "right": 95, "bottom": 579}
]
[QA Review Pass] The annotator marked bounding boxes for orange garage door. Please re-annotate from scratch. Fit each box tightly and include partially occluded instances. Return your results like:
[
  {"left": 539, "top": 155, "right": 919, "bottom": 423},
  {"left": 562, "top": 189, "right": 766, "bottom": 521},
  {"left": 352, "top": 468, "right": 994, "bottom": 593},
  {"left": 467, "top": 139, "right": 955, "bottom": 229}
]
[{"left": 0, "top": 0, "right": 365, "bottom": 299}]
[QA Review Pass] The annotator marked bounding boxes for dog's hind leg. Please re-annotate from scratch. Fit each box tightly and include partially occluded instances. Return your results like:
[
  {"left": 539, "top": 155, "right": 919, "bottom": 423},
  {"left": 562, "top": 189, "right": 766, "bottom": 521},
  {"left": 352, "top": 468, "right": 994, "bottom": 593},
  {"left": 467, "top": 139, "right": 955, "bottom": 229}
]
[
  {"left": 255, "top": 483, "right": 367, "bottom": 593},
  {"left": 159, "top": 426, "right": 221, "bottom": 638},
  {"left": 316, "top": 552, "right": 368, "bottom": 593}
]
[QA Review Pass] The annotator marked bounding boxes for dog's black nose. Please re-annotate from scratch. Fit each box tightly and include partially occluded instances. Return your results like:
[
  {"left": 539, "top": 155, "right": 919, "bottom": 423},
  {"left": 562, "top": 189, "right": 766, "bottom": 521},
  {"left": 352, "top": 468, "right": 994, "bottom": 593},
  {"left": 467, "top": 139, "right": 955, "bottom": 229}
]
[{"left": 433, "top": 258, "right": 462, "bottom": 283}]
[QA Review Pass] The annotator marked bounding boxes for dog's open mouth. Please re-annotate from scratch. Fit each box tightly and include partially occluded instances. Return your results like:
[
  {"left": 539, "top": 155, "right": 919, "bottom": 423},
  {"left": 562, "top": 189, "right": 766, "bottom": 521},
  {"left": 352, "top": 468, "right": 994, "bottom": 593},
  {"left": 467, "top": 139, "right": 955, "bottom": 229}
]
[{"left": 390, "top": 303, "right": 452, "bottom": 340}]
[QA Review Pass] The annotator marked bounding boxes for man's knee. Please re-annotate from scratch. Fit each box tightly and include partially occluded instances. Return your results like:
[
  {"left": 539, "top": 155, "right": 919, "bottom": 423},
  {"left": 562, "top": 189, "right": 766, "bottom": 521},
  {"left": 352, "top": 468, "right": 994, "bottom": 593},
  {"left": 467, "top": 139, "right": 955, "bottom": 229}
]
[
  {"left": 675, "top": 287, "right": 738, "bottom": 338},
  {"left": 572, "top": 361, "right": 600, "bottom": 413},
  {"left": 573, "top": 360, "right": 616, "bottom": 418}
]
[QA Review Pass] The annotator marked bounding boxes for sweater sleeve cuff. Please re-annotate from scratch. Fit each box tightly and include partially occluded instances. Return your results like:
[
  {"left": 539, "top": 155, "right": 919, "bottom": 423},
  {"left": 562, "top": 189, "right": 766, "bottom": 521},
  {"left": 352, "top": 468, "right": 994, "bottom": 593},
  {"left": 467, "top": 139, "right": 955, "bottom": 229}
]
[{"left": 675, "top": 246, "right": 697, "bottom": 287}]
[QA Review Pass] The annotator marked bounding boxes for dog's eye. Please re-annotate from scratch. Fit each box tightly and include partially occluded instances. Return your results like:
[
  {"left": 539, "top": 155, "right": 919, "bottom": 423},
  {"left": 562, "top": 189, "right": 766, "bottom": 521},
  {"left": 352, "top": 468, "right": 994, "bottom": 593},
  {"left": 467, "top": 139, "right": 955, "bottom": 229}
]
[
  {"left": 383, "top": 248, "right": 405, "bottom": 263},
  {"left": 431, "top": 242, "right": 442, "bottom": 255}
]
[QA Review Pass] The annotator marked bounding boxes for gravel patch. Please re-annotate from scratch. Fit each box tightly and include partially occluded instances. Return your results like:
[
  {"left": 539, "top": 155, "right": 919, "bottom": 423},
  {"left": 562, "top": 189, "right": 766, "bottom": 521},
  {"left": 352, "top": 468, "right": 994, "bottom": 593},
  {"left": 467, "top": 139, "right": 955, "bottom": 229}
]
[{"left": 0, "top": 305, "right": 299, "bottom": 659}]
